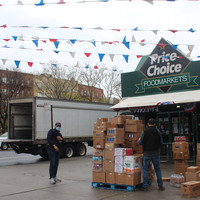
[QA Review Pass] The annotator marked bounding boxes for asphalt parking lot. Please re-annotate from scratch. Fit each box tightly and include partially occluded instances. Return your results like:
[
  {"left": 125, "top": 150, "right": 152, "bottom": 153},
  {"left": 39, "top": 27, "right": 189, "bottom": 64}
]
[{"left": 0, "top": 148, "right": 192, "bottom": 200}]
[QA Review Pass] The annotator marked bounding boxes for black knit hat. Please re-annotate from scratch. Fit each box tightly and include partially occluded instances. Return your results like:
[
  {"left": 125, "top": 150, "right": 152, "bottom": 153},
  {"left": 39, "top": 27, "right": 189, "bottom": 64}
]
[
  {"left": 55, "top": 122, "right": 61, "bottom": 127},
  {"left": 148, "top": 118, "right": 156, "bottom": 125}
]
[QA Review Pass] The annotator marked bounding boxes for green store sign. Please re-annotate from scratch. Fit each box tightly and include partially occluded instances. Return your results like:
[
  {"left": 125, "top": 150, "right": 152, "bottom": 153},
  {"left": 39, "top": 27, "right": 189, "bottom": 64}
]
[{"left": 121, "top": 38, "right": 200, "bottom": 97}]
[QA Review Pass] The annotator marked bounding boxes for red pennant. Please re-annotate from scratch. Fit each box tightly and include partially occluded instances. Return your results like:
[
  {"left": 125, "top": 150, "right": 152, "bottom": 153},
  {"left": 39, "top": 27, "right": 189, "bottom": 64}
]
[
  {"left": 0, "top": 24, "right": 7, "bottom": 28},
  {"left": 28, "top": 62, "right": 33, "bottom": 67},
  {"left": 94, "top": 66, "right": 98, "bottom": 69},
  {"left": 136, "top": 55, "right": 143, "bottom": 58},
  {"left": 169, "top": 30, "right": 178, "bottom": 33},
  {"left": 177, "top": 56, "right": 182, "bottom": 59},
  {"left": 84, "top": 53, "right": 91, "bottom": 57},
  {"left": 112, "top": 29, "right": 121, "bottom": 32},
  {"left": 41, "top": 40, "right": 47, "bottom": 43},
  {"left": 36, "top": 49, "right": 43, "bottom": 51},
  {"left": 157, "top": 43, "right": 165, "bottom": 49},
  {"left": 3, "top": 39, "right": 10, "bottom": 42},
  {"left": 49, "top": 39, "right": 57, "bottom": 42},
  {"left": 58, "top": 0, "right": 66, "bottom": 4},
  {"left": 141, "top": 39, "right": 145, "bottom": 43}
]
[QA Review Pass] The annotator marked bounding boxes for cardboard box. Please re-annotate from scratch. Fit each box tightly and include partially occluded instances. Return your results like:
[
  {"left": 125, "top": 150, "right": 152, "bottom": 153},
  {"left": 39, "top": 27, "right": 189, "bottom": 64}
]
[
  {"left": 197, "top": 143, "right": 200, "bottom": 152},
  {"left": 92, "top": 172, "right": 105, "bottom": 183},
  {"left": 92, "top": 156, "right": 103, "bottom": 165},
  {"left": 187, "top": 166, "right": 200, "bottom": 173},
  {"left": 172, "top": 142, "right": 189, "bottom": 153},
  {"left": 96, "top": 118, "right": 108, "bottom": 125},
  {"left": 103, "top": 148, "right": 115, "bottom": 161},
  {"left": 173, "top": 152, "right": 190, "bottom": 160},
  {"left": 106, "top": 172, "right": 115, "bottom": 184},
  {"left": 93, "top": 138, "right": 105, "bottom": 149},
  {"left": 107, "top": 128, "right": 125, "bottom": 137},
  {"left": 125, "top": 132, "right": 141, "bottom": 141},
  {"left": 124, "top": 156, "right": 140, "bottom": 173},
  {"left": 114, "top": 148, "right": 133, "bottom": 157},
  {"left": 105, "top": 143, "right": 120, "bottom": 149},
  {"left": 94, "top": 122, "right": 108, "bottom": 131},
  {"left": 181, "top": 181, "right": 200, "bottom": 198},
  {"left": 110, "top": 116, "right": 132, "bottom": 125},
  {"left": 115, "top": 156, "right": 124, "bottom": 165},
  {"left": 174, "top": 160, "right": 188, "bottom": 175},
  {"left": 93, "top": 130, "right": 106, "bottom": 139},
  {"left": 103, "top": 160, "right": 114, "bottom": 172},
  {"left": 125, "top": 119, "right": 143, "bottom": 125},
  {"left": 114, "top": 164, "right": 124, "bottom": 173},
  {"left": 125, "top": 124, "right": 143, "bottom": 133},
  {"left": 106, "top": 136, "right": 124, "bottom": 144},
  {"left": 186, "top": 171, "right": 200, "bottom": 182},
  {"left": 124, "top": 171, "right": 141, "bottom": 186},
  {"left": 93, "top": 164, "right": 103, "bottom": 172},
  {"left": 115, "top": 173, "right": 125, "bottom": 185},
  {"left": 93, "top": 148, "right": 103, "bottom": 157}
]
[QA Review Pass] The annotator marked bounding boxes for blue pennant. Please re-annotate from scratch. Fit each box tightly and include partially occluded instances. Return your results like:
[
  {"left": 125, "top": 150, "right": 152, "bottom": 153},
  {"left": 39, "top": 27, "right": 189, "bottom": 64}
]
[
  {"left": 54, "top": 50, "right": 59, "bottom": 54},
  {"left": 123, "top": 55, "right": 129, "bottom": 63},
  {"left": 172, "top": 44, "right": 178, "bottom": 49},
  {"left": 85, "top": 65, "right": 89, "bottom": 69},
  {"left": 188, "top": 28, "right": 195, "bottom": 33},
  {"left": 98, "top": 54, "right": 105, "bottom": 62},
  {"left": 91, "top": 41, "right": 96, "bottom": 47},
  {"left": 40, "top": 26, "right": 48, "bottom": 29},
  {"left": 12, "top": 36, "right": 18, "bottom": 41},
  {"left": 35, "top": 0, "right": 45, "bottom": 6},
  {"left": 70, "top": 39, "right": 77, "bottom": 44},
  {"left": 52, "top": 64, "right": 57, "bottom": 67},
  {"left": 14, "top": 60, "right": 20, "bottom": 68},
  {"left": 32, "top": 40, "right": 38, "bottom": 47},
  {"left": 122, "top": 36, "right": 130, "bottom": 49},
  {"left": 54, "top": 41, "right": 60, "bottom": 49}
]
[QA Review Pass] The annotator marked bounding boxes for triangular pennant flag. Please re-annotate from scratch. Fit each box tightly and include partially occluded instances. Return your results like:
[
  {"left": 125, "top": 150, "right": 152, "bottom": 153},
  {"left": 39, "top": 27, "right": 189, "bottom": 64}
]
[
  {"left": 2, "top": 59, "right": 7, "bottom": 65},
  {"left": 70, "top": 39, "right": 77, "bottom": 44},
  {"left": 28, "top": 62, "right": 33, "bottom": 67},
  {"left": 53, "top": 41, "right": 60, "bottom": 49},
  {"left": 17, "top": 1, "right": 23, "bottom": 5},
  {"left": 188, "top": 45, "right": 194, "bottom": 52},
  {"left": 52, "top": 64, "right": 57, "bottom": 67},
  {"left": 152, "top": 30, "right": 158, "bottom": 35},
  {"left": 131, "top": 34, "right": 136, "bottom": 42},
  {"left": 12, "top": 36, "right": 18, "bottom": 41},
  {"left": 113, "top": 69, "right": 117, "bottom": 71},
  {"left": 41, "top": 40, "right": 47, "bottom": 43},
  {"left": 54, "top": 50, "right": 60, "bottom": 54},
  {"left": 69, "top": 52, "right": 75, "bottom": 58},
  {"left": 14, "top": 60, "right": 20, "bottom": 68},
  {"left": 36, "top": 49, "right": 43, "bottom": 51},
  {"left": 91, "top": 41, "right": 96, "bottom": 47},
  {"left": 98, "top": 53, "right": 105, "bottom": 62},
  {"left": 49, "top": 39, "right": 57, "bottom": 42},
  {"left": 188, "top": 28, "right": 195, "bottom": 33},
  {"left": 172, "top": 44, "right": 178, "bottom": 49},
  {"left": 58, "top": 0, "right": 66, "bottom": 4},
  {"left": 32, "top": 40, "right": 38, "bottom": 47},
  {"left": 169, "top": 30, "right": 178, "bottom": 33},
  {"left": 40, "top": 26, "right": 49, "bottom": 29},
  {"left": 35, "top": 0, "right": 45, "bottom": 6},
  {"left": 3, "top": 39, "right": 10, "bottom": 42},
  {"left": 136, "top": 55, "right": 143, "bottom": 58},
  {"left": 94, "top": 66, "right": 98, "bottom": 69},
  {"left": 143, "top": 0, "right": 153, "bottom": 5},
  {"left": 73, "top": 27, "right": 82, "bottom": 30},
  {"left": 109, "top": 54, "right": 115, "bottom": 62},
  {"left": 0, "top": 24, "right": 7, "bottom": 28},
  {"left": 19, "top": 34, "right": 24, "bottom": 41},
  {"left": 177, "top": 56, "right": 182, "bottom": 59},
  {"left": 2, "top": 45, "right": 9, "bottom": 48},
  {"left": 122, "top": 36, "right": 130, "bottom": 49},
  {"left": 133, "top": 27, "right": 138, "bottom": 31},
  {"left": 84, "top": 53, "right": 91, "bottom": 57},
  {"left": 123, "top": 55, "right": 129, "bottom": 63},
  {"left": 85, "top": 65, "right": 89, "bottom": 69}
]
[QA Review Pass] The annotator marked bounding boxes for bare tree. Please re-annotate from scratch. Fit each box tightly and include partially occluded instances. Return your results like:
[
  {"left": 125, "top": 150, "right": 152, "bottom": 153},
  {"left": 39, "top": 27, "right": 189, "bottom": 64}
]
[
  {"left": 100, "top": 66, "right": 122, "bottom": 104},
  {"left": 80, "top": 63, "right": 105, "bottom": 102},
  {"left": 34, "top": 61, "right": 82, "bottom": 100}
]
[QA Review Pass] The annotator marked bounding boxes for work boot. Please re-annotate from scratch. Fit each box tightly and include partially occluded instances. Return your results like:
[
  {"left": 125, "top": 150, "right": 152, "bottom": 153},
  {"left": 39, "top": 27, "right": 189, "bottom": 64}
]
[{"left": 159, "top": 186, "right": 165, "bottom": 191}]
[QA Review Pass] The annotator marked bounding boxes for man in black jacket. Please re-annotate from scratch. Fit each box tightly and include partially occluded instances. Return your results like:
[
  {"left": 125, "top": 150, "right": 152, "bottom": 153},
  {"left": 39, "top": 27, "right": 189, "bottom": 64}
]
[
  {"left": 47, "top": 122, "right": 64, "bottom": 184},
  {"left": 138, "top": 118, "right": 165, "bottom": 191}
]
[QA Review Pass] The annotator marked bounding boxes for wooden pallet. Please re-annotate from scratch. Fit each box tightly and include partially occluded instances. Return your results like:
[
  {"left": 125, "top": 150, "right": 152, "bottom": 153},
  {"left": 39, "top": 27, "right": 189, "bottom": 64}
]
[{"left": 92, "top": 182, "right": 141, "bottom": 191}]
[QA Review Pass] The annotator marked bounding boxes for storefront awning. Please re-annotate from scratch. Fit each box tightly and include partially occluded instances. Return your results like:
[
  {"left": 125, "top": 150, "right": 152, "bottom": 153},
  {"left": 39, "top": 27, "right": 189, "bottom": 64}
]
[{"left": 111, "top": 90, "right": 200, "bottom": 111}]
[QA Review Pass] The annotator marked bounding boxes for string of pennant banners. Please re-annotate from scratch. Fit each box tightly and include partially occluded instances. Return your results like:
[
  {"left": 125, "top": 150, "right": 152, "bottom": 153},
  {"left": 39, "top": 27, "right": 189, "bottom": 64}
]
[{"left": 0, "top": 0, "right": 200, "bottom": 7}]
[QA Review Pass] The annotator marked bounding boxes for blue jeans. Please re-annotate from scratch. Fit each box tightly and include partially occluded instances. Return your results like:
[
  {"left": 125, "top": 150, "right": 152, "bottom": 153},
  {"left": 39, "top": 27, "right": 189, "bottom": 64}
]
[
  {"left": 143, "top": 155, "right": 163, "bottom": 188},
  {"left": 47, "top": 147, "right": 60, "bottom": 179}
]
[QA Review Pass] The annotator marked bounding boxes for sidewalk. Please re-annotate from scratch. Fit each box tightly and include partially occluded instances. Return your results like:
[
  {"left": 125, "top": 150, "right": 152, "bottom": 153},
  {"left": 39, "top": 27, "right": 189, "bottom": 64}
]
[{"left": 0, "top": 155, "right": 187, "bottom": 200}]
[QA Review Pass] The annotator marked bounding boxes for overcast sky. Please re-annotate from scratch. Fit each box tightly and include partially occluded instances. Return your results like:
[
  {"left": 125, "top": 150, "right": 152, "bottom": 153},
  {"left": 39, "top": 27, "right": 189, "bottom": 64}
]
[{"left": 0, "top": 0, "right": 200, "bottom": 74}]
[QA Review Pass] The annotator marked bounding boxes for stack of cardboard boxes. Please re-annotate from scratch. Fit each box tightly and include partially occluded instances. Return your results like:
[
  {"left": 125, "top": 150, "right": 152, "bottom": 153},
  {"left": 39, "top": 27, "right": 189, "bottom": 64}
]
[
  {"left": 172, "top": 141, "right": 189, "bottom": 176},
  {"left": 92, "top": 116, "right": 144, "bottom": 186}
]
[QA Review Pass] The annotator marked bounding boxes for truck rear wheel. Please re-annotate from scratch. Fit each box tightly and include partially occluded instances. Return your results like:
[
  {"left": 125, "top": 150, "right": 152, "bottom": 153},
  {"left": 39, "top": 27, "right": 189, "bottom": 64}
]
[
  {"left": 75, "top": 143, "right": 87, "bottom": 156},
  {"left": 64, "top": 144, "right": 74, "bottom": 158}
]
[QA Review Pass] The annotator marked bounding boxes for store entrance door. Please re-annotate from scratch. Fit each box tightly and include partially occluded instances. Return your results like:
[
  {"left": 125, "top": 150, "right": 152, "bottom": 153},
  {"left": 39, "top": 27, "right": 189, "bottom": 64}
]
[{"left": 156, "top": 111, "right": 195, "bottom": 162}]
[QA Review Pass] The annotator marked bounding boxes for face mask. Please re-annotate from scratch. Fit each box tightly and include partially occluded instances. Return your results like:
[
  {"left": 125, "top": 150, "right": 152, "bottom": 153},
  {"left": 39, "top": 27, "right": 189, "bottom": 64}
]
[{"left": 56, "top": 127, "right": 61, "bottom": 131}]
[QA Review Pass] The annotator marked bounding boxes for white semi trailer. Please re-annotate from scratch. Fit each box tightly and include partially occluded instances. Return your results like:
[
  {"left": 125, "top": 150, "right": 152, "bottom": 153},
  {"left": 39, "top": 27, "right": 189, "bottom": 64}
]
[{"left": 6, "top": 97, "right": 117, "bottom": 158}]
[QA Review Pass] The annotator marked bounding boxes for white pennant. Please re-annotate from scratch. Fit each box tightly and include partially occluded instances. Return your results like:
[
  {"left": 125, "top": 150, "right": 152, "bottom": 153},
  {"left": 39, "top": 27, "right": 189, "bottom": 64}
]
[
  {"left": 2, "top": 59, "right": 7, "bottom": 65},
  {"left": 109, "top": 54, "right": 115, "bottom": 62},
  {"left": 70, "top": 52, "right": 76, "bottom": 58},
  {"left": 131, "top": 34, "right": 136, "bottom": 42}
]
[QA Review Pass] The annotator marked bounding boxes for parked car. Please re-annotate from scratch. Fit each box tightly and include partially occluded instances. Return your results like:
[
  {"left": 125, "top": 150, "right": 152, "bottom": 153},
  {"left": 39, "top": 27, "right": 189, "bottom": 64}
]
[{"left": 0, "top": 132, "right": 9, "bottom": 150}]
